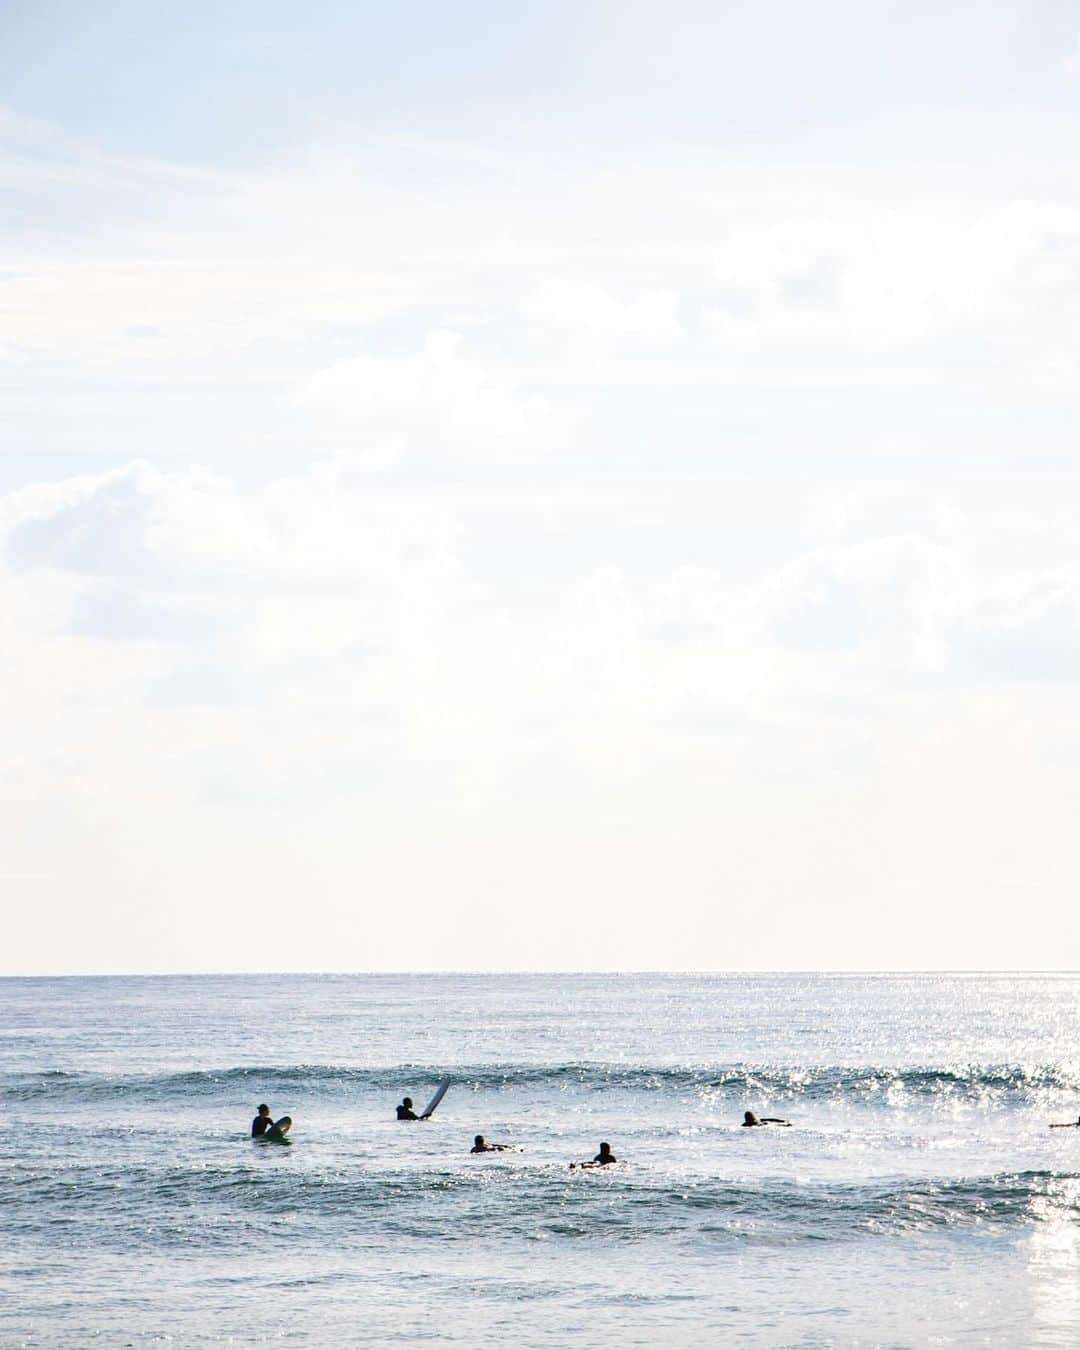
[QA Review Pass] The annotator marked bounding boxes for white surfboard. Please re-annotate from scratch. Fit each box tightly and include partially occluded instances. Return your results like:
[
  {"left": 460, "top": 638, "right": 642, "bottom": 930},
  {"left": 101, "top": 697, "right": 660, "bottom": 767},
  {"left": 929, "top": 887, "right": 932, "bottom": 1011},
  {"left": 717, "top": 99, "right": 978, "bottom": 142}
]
[{"left": 422, "top": 1075, "right": 451, "bottom": 1118}]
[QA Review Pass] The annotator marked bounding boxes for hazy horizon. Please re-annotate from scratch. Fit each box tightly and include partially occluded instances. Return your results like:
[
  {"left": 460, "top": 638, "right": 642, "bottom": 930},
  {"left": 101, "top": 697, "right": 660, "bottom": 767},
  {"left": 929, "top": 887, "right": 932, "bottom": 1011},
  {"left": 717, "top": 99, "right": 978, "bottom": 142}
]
[{"left": 4, "top": 967, "right": 1079, "bottom": 983}]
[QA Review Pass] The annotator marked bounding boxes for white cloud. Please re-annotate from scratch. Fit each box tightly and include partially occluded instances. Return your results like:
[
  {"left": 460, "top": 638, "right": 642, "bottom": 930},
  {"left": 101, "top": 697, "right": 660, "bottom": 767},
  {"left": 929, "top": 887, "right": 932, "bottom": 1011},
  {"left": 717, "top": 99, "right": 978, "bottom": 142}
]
[
  {"left": 521, "top": 280, "right": 683, "bottom": 344},
  {"left": 1063, "top": 34, "right": 1080, "bottom": 79},
  {"left": 5, "top": 462, "right": 1080, "bottom": 971},
  {"left": 9, "top": 81, "right": 1080, "bottom": 969},
  {"left": 5, "top": 464, "right": 1080, "bottom": 778},
  {"left": 297, "top": 327, "right": 570, "bottom": 463},
  {"left": 7, "top": 109, "right": 1080, "bottom": 470},
  {"left": 952, "top": 568, "right": 1080, "bottom": 681}
]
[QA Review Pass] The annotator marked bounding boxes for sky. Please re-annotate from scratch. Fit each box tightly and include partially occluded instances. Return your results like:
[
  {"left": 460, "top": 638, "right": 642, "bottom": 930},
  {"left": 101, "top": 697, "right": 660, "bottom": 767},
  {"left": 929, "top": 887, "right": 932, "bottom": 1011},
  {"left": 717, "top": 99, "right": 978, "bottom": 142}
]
[{"left": 3, "top": 2, "right": 1080, "bottom": 974}]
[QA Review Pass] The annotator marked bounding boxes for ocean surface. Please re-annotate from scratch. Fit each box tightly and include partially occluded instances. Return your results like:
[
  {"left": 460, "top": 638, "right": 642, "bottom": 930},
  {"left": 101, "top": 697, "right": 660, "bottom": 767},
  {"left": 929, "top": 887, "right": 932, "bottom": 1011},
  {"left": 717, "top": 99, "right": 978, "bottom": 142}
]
[{"left": 3, "top": 973, "right": 1080, "bottom": 1347}]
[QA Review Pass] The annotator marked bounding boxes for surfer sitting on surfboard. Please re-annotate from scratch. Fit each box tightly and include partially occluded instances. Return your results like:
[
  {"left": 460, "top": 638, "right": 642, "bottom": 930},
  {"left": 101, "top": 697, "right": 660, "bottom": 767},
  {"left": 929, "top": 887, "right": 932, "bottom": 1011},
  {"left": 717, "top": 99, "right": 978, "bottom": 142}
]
[
  {"left": 396, "top": 1097, "right": 431, "bottom": 1121},
  {"left": 251, "top": 1104, "right": 273, "bottom": 1138},
  {"left": 397, "top": 1078, "right": 451, "bottom": 1121},
  {"left": 571, "top": 1141, "right": 618, "bottom": 1169},
  {"left": 470, "top": 1134, "right": 515, "bottom": 1153}
]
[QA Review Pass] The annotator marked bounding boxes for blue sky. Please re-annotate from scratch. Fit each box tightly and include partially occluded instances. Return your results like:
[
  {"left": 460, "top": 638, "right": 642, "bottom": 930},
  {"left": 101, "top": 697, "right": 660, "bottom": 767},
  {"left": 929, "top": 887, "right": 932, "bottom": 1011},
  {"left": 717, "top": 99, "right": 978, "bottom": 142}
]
[
  {"left": 3, "top": 3, "right": 1080, "bottom": 973},
  {"left": 5, "top": 1, "right": 1077, "bottom": 161}
]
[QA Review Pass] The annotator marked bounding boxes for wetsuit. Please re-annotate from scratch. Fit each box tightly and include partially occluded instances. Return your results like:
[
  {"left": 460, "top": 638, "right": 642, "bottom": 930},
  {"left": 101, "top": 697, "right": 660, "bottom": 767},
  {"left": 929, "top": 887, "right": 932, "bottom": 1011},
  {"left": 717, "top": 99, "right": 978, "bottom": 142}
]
[
  {"left": 251, "top": 1115, "right": 271, "bottom": 1137},
  {"left": 396, "top": 1104, "right": 419, "bottom": 1120}
]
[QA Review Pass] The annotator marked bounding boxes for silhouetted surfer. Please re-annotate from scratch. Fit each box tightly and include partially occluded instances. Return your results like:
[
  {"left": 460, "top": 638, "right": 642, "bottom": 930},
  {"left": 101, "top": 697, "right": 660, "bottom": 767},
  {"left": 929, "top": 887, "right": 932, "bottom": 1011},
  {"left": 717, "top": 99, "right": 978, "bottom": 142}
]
[
  {"left": 470, "top": 1134, "right": 514, "bottom": 1153},
  {"left": 396, "top": 1097, "right": 431, "bottom": 1121},
  {"left": 571, "top": 1141, "right": 617, "bottom": 1169},
  {"left": 742, "top": 1111, "right": 790, "bottom": 1127},
  {"left": 251, "top": 1104, "right": 273, "bottom": 1138},
  {"left": 264, "top": 1116, "right": 292, "bottom": 1143}
]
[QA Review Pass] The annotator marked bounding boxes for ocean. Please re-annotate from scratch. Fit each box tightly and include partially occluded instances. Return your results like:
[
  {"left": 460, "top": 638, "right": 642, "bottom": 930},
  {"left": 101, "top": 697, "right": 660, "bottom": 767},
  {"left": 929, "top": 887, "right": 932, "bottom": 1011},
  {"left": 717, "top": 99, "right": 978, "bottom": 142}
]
[{"left": 3, "top": 972, "right": 1079, "bottom": 1347}]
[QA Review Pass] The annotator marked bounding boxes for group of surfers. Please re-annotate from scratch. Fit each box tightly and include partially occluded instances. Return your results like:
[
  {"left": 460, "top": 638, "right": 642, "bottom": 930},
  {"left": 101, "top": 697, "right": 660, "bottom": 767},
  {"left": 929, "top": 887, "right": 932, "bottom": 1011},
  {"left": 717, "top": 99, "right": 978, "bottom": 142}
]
[
  {"left": 252, "top": 1096, "right": 1080, "bottom": 1155},
  {"left": 250, "top": 1098, "right": 793, "bottom": 1159}
]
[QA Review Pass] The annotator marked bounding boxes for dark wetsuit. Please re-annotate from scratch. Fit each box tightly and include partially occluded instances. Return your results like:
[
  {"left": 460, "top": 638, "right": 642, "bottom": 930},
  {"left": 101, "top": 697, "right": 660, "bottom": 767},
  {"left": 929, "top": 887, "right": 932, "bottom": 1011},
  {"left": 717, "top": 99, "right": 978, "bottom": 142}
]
[
  {"left": 251, "top": 1115, "right": 271, "bottom": 1137},
  {"left": 396, "top": 1105, "right": 419, "bottom": 1120},
  {"left": 593, "top": 1152, "right": 616, "bottom": 1165}
]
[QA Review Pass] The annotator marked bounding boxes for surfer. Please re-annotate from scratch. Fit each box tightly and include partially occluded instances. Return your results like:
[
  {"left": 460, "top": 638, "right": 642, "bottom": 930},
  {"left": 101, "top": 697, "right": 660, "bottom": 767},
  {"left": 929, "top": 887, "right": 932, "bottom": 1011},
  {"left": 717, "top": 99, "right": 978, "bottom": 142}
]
[
  {"left": 396, "top": 1097, "right": 431, "bottom": 1121},
  {"left": 251, "top": 1103, "right": 273, "bottom": 1138},
  {"left": 264, "top": 1116, "right": 292, "bottom": 1143},
  {"left": 742, "top": 1111, "right": 791, "bottom": 1127},
  {"left": 571, "top": 1141, "right": 617, "bottom": 1169},
  {"left": 470, "top": 1134, "right": 514, "bottom": 1153},
  {"left": 1050, "top": 1115, "right": 1080, "bottom": 1128}
]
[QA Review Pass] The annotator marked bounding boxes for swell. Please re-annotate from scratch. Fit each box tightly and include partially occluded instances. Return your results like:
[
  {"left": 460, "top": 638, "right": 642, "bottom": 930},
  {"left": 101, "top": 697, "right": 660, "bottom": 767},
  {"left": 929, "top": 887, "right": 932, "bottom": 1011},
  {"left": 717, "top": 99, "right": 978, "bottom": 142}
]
[
  {"left": 5, "top": 1061, "right": 1077, "bottom": 1104},
  {"left": 5, "top": 1162, "right": 1078, "bottom": 1244}
]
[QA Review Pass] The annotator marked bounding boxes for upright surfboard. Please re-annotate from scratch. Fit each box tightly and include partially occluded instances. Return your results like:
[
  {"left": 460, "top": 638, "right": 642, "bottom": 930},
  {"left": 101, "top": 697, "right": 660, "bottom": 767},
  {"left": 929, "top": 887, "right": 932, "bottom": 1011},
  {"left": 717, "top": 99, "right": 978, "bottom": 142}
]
[{"left": 422, "top": 1076, "right": 451, "bottom": 1118}]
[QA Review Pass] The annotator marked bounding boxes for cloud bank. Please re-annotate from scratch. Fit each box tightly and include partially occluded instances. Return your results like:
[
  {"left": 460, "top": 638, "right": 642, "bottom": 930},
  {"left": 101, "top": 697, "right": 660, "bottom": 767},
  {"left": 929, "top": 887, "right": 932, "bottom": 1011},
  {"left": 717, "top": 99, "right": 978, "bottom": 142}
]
[
  {"left": 5, "top": 4, "right": 1080, "bottom": 972},
  {"left": 5, "top": 456, "right": 1080, "bottom": 973}
]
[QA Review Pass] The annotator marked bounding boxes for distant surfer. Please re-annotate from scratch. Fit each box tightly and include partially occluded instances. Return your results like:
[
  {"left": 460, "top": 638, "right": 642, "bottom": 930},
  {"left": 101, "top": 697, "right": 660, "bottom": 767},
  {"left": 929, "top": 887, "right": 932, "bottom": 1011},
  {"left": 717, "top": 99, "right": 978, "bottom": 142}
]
[
  {"left": 396, "top": 1097, "right": 431, "bottom": 1121},
  {"left": 470, "top": 1134, "right": 515, "bottom": 1153},
  {"left": 571, "top": 1141, "right": 617, "bottom": 1169},
  {"left": 251, "top": 1104, "right": 273, "bottom": 1138},
  {"left": 1050, "top": 1115, "right": 1080, "bottom": 1128},
  {"left": 264, "top": 1116, "right": 292, "bottom": 1143},
  {"left": 742, "top": 1111, "right": 790, "bottom": 1127}
]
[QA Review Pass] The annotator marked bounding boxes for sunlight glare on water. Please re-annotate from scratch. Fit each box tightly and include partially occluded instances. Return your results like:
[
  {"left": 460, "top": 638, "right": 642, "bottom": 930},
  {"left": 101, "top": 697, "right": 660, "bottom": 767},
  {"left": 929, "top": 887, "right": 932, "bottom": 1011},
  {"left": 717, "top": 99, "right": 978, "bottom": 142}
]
[{"left": 2, "top": 972, "right": 1080, "bottom": 1346}]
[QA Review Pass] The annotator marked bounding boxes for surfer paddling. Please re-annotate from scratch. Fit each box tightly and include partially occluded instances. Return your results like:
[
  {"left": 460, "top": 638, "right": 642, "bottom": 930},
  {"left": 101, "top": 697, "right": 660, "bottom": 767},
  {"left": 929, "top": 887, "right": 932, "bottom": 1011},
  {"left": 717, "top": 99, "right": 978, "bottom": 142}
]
[
  {"left": 470, "top": 1135, "right": 516, "bottom": 1153},
  {"left": 742, "top": 1111, "right": 791, "bottom": 1127},
  {"left": 571, "top": 1141, "right": 618, "bottom": 1169}
]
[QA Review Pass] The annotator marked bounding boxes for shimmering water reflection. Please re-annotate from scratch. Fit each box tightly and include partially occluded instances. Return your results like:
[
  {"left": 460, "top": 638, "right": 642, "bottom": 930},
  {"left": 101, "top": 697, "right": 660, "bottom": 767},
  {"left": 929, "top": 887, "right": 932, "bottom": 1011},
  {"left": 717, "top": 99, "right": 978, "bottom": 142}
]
[{"left": 3, "top": 972, "right": 1079, "bottom": 1346}]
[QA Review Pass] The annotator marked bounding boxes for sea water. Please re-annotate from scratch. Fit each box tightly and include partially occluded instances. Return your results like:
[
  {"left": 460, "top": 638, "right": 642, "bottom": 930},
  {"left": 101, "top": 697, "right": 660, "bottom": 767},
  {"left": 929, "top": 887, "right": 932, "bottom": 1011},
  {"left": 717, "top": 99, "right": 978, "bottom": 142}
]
[{"left": 3, "top": 973, "right": 1080, "bottom": 1347}]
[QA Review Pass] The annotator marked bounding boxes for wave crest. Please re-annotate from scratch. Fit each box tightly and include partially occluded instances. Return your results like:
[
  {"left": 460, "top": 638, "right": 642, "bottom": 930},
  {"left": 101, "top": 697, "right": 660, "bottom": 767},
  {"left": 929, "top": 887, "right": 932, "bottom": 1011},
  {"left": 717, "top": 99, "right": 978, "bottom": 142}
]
[{"left": 5, "top": 1061, "right": 1076, "bottom": 1103}]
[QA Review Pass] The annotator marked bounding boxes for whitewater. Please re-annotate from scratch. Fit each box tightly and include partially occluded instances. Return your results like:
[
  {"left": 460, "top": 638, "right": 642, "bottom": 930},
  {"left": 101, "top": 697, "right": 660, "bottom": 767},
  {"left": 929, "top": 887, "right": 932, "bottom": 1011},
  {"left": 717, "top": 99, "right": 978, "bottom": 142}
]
[{"left": 4, "top": 972, "right": 1080, "bottom": 1346}]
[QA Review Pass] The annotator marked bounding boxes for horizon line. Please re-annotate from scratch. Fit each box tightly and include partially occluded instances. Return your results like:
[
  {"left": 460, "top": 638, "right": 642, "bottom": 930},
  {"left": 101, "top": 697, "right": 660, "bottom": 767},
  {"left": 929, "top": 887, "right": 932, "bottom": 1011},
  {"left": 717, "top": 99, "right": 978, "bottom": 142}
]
[{"left": 3, "top": 968, "right": 1079, "bottom": 981}]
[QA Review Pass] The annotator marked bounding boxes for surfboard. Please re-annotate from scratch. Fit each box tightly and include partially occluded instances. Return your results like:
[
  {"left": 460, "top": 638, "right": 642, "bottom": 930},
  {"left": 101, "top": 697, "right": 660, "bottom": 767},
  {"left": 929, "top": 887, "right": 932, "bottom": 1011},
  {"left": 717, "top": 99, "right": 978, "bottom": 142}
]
[{"left": 422, "top": 1076, "right": 451, "bottom": 1118}]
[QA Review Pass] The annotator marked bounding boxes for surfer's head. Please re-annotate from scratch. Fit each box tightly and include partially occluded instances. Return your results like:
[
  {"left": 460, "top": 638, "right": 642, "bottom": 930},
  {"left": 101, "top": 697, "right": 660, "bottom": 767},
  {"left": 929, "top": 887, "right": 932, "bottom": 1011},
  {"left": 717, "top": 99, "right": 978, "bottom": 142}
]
[
  {"left": 598, "top": 1142, "right": 612, "bottom": 1157},
  {"left": 743, "top": 1111, "right": 759, "bottom": 1126},
  {"left": 257, "top": 1104, "right": 270, "bottom": 1116},
  {"left": 474, "top": 1135, "right": 485, "bottom": 1147},
  {"left": 402, "top": 1098, "right": 413, "bottom": 1110}
]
